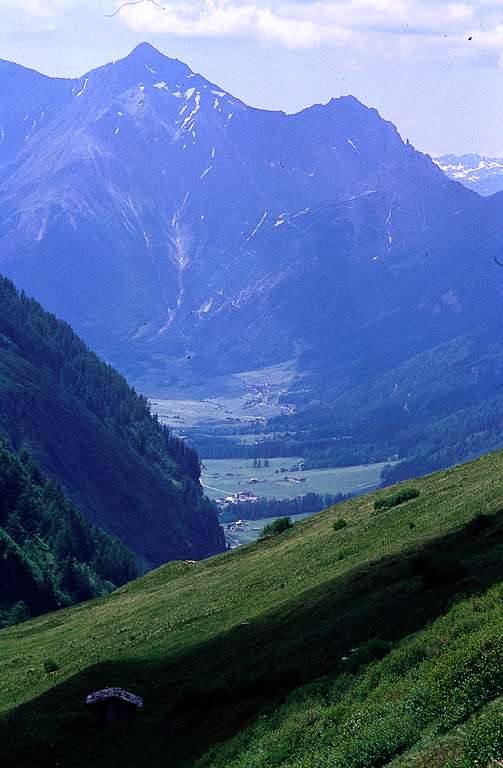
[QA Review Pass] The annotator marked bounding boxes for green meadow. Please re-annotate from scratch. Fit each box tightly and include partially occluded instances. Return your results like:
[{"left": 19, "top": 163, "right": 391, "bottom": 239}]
[
  {"left": 201, "top": 457, "right": 388, "bottom": 499},
  {"left": 1, "top": 450, "right": 503, "bottom": 767}
]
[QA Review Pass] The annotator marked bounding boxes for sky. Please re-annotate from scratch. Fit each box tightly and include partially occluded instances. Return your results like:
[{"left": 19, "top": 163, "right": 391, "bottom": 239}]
[{"left": 0, "top": 0, "right": 502, "bottom": 156}]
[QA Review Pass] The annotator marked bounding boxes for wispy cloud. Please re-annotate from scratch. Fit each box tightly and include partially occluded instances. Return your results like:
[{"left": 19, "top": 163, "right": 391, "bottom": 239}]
[
  {"left": 115, "top": 1, "right": 348, "bottom": 47},
  {"left": 113, "top": 0, "right": 503, "bottom": 63},
  {"left": 0, "top": 0, "right": 84, "bottom": 32},
  {"left": 2, "top": 0, "right": 72, "bottom": 19}
]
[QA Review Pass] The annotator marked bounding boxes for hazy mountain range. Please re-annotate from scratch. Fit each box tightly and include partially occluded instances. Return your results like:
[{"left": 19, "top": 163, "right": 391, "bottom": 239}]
[
  {"left": 435, "top": 154, "right": 503, "bottom": 196},
  {"left": 1, "top": 43, "right": 503, "bottom": 479}
]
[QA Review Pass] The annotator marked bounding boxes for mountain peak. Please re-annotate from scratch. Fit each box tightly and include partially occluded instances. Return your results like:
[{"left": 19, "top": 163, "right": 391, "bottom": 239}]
[
  {"left": 125, "top": 42, "right": 186, "bottom": 69},
  {"left": 129, "top": 41, "right": 162, "bottom": 59},
  {"left": 113, "top": 41, "right": 193, "bottom": 81}
]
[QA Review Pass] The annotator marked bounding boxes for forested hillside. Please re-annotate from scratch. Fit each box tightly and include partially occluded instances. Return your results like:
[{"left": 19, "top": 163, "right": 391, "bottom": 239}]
[
  {"left": 0, "top": 440, "right": 138, "bottom": 628},
  {"left": 269, "top": 327, "right": 503, "bottom": 483},
  {"left": 0, "top": 277, "right": 225, "bottom": 566}
]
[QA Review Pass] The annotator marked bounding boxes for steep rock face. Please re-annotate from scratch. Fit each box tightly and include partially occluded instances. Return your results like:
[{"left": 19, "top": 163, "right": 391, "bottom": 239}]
[{"left": 0, "top": 277, "right": 225, "bottom": 567}]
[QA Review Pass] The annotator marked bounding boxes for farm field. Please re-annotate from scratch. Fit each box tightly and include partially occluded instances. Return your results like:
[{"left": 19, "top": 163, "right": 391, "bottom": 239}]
[
  {"left": 150, "top": 395, "right": 278, "bottom": 428},
  {"left": 149, "top": 362, "right": 297, "bottom": 428},
  {"left": 201, "top": 457, "right": 389, "bottom": 500}
]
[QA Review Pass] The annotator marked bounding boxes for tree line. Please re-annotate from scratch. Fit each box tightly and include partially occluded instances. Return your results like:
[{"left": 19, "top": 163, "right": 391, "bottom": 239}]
[{"left": 219, "top": 492, "right": 348, "bottom": 523}]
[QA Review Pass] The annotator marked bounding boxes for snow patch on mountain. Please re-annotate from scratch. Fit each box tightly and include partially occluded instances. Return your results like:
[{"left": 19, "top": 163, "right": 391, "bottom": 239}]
[
  {"left": 198, "top": 297, "right": 213, "bottom": 316},
  {"left": 247, "top": 211, "right": 267, "bottom": 241},
  {"left": 179, "top": 92, "right": 201, "bottom": 133},
  {"left": 74, "top": 78, "right": 88, "bottom": 98},
  {"left": 199, "top": 165, "right": 213, "bottom": 180}
]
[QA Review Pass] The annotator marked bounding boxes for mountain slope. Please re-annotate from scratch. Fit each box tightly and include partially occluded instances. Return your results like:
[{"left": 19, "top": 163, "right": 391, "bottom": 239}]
[
  {"left": 0, "top": 43, "right": 475, "bottom": 372},
  {"left": 0, "top": 439, "right": 139, "bottom": 627},
  {"left": 0, "top": 448, "right": 503, "bottom": 766},
  {"left": 0, "top": 59, "right": 73, "bottom": 172},
  {"left": 0, "top": 276, "right": 225, "bottom": 566},
  {"left": 1, "top": 45, "right": 503, "bottom": 480},
  {"left": 264, "top": 187, "right": 503, "bottom": 478}
]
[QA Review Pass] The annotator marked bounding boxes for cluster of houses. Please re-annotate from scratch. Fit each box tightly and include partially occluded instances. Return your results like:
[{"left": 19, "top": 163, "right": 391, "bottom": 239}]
[
  {"left": 215, "top": 491, "right": 259, "bottom": 507},
  {"left": 223, "top": 519, "right": 249, "bottom": 534}
]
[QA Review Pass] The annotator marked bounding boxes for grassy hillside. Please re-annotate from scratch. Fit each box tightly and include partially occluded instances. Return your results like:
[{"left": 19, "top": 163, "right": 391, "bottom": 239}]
[
  {"left": 0, "top": 440, "right": 139, "bottom": 627},
  {"left": 1, "top": 449, "right": 503, "bottom": 767},
  {"left": 0, "top": 276, "right": 225, "bottom": 566},
  {"left": 199, "top": 585, "right": 503, "bottom": 768}
]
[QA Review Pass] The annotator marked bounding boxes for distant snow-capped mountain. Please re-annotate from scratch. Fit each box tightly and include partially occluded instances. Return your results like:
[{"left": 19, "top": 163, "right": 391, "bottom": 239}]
[{"left": 434, "top": 154, "right": 503, "bottom": 196}]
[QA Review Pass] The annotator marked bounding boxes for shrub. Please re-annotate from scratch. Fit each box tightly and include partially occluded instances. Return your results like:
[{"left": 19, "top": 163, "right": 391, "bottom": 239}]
[
  {"left": 1, "top": 601, "right": 29, "bottom": 628},
  {"left": 333, "top": 518, "right": 348, "bottom": 531},
  {"left": 43, "top": 658, "right": 59, "bottom": 674},
  {"left": 374, "top": 488, "right": 420, "bottom": 511},
  {"left": 260, "top": 517, "right": 293, "bottom": 537}
]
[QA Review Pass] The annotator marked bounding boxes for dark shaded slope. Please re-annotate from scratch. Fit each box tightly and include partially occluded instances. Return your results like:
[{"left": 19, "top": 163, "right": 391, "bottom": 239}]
[{"left": 0, "top": 277, "right": 225, "bottom": 566}]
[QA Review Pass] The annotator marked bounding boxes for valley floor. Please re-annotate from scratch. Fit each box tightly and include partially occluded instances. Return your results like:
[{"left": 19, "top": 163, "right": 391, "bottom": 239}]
[
  {"left": 201, "top": 457, "right": 387, "bottom": 501},
  {"left": 149, "top": 361, "right": 297, "bottom": 428}
]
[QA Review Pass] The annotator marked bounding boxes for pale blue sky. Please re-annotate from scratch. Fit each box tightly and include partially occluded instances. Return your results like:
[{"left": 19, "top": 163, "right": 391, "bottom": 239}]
[{"left": 0, "top": 0, "right": 502, "bottom": 155}]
